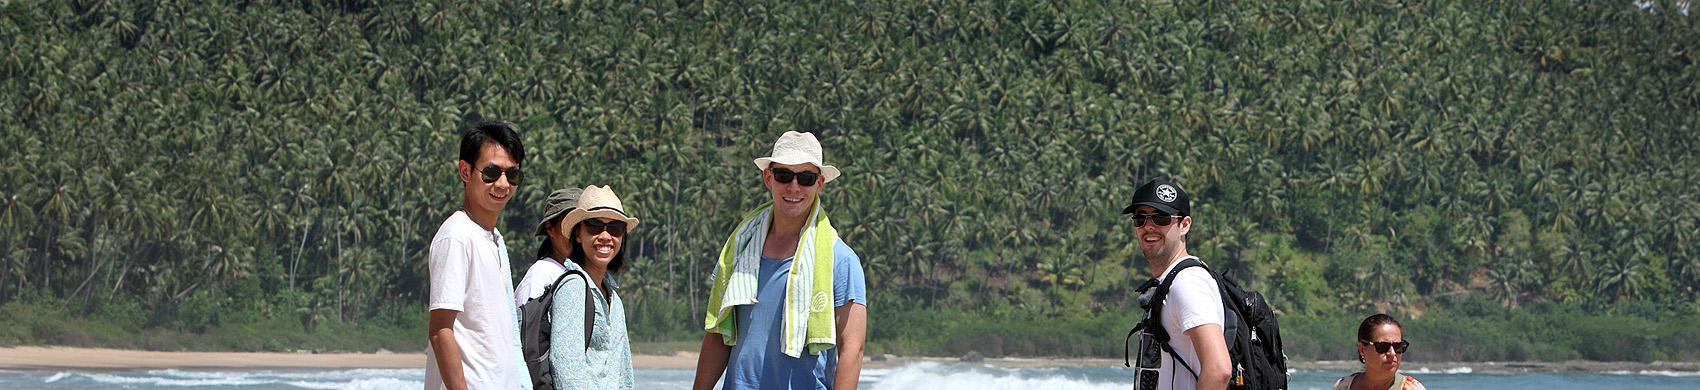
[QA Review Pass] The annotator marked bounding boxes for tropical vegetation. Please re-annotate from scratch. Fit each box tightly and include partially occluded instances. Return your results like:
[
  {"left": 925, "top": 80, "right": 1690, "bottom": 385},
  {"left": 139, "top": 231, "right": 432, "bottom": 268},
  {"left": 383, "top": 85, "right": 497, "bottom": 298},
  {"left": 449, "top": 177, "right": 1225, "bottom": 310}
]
[{"left": 1, "top": 0, "right": 1696, "bottom": 361}]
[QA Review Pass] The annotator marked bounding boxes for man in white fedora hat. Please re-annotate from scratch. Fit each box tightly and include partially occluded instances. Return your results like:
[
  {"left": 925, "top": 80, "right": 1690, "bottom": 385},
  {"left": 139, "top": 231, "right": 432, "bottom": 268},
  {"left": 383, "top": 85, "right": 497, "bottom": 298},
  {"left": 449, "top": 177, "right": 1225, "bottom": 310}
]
[{"left": 694, "top": 131, "right": 869, "bottom": 390}]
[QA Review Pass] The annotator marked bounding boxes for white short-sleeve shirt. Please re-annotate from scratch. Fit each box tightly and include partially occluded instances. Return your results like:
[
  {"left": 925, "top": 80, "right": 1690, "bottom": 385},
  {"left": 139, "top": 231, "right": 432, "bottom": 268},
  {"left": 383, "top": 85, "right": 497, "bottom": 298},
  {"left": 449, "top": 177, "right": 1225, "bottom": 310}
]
[
  {"left": 1156, "top": 256, "right": 1225, "bottom": 390},
  {"left": 515, "top": 257, "right": 568, "bottom": 307},
  {"left": 425, "top": 211, "right": 525, "bottom": 390}
]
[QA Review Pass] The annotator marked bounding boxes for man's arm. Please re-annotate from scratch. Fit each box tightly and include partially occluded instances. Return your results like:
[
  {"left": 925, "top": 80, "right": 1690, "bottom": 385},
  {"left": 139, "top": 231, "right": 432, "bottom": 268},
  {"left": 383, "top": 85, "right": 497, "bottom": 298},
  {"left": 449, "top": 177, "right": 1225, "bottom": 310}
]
[
  {"left": 833, "top": 302, "right": 868, "bottom": 390},
  {"left": 428, "top": 309, "right": 467, "bottom": 390},
  {"left": 691, "top": 332, "right": 732, "bottom": 390},
  {"left": 1184, "top": 323, "right": 1232, "bottom": 390}
]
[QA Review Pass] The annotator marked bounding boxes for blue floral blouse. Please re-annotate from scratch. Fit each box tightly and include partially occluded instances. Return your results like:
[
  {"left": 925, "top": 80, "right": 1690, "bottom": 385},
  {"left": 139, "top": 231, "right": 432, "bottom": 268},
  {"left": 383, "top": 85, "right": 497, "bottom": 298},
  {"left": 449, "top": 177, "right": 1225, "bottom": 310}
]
[{"left": 549, "top": 261, "right": 634, "bottom": 389}]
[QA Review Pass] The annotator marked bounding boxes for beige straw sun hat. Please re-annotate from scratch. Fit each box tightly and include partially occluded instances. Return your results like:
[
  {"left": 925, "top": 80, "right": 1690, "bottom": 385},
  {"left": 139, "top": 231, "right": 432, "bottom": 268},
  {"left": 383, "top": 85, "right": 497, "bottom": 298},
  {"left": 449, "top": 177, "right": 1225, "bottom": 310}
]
[
  {"left": 752, "top": 131, "right": 840, "bottom": 183},
  {"left": 558, "top": 185, "right": 639, "bottom": 230}
]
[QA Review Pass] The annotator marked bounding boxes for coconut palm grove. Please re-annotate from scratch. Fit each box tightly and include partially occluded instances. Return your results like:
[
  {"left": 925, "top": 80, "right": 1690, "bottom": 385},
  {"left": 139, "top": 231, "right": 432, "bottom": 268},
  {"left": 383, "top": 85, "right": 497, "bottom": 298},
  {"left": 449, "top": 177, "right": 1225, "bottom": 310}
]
[{"left": 1, "top": 0, "right": 1697, "bottom": 362}]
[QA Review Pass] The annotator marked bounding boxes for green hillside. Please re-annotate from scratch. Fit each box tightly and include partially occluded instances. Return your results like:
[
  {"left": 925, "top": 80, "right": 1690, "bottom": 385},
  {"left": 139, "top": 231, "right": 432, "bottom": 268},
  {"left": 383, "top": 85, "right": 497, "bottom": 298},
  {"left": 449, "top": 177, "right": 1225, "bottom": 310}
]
[{"left": 1, "top": 0, "right": 1697, "bottom": 361}]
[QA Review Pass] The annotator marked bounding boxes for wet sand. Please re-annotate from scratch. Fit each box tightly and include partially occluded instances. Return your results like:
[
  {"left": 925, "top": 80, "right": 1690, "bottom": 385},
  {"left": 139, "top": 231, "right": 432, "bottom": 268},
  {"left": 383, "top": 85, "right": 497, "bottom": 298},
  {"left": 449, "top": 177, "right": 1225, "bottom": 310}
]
[
  {"left": 0, "top": 346, "right": 422, "bottom": 370},
  {"left": 0, "top": 348, "right": 866, "bottom": 370}
]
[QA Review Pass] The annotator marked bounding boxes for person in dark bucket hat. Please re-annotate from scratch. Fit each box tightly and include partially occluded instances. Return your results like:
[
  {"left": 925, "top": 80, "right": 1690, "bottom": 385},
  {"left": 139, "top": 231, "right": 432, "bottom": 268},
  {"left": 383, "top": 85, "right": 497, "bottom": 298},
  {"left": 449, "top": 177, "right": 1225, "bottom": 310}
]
[
  {"left": 535, "top": 188, "right": 585, "bottom": 237},
  {"left": 514, "top": 187, "right": 582, "bottom": 307}
]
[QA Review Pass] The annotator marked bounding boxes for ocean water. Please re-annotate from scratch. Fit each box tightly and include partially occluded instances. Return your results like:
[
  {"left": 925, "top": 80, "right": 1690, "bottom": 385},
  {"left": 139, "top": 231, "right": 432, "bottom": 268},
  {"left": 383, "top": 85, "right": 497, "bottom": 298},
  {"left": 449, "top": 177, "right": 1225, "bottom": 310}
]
[{"left": 4, "top": 364, "right": 1700, "bottom": 389}]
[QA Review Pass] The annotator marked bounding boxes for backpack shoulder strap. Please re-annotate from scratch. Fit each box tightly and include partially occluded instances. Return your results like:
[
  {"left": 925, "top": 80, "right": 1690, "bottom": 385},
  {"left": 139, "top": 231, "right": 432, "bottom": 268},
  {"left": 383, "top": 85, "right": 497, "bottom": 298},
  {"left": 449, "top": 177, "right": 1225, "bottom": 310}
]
[
  {"left": 580, "top": 271, "right": 594, "bottom": 351},
  {"left": 544, "top": 268, "right": 595, "bottom": 352},
  {"left": 565, "top": 268, "right": 594, "bottom": 351},
  {"left": 1128, "top": 257, "right": 1208, "bottom": 367},
  {"left": 1150, "top": 257, "right": 1210, "bottom": 378},
  {"left": 1150, "top": 257, "right": 1208, "bottom": 330}
]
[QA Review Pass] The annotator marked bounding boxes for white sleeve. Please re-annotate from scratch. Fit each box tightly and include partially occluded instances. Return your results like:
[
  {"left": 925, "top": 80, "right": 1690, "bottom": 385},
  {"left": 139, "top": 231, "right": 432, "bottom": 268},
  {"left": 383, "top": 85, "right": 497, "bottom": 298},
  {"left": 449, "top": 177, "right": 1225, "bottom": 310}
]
[
  {"left": 1167, "top": 267, "right": 1224, "bottom": 332},
  {"left": 428, "top": 237, "right": 471, "bottom": 312},
  {"left": 514, "top": 276, "right": 534, "bottom": 308}
]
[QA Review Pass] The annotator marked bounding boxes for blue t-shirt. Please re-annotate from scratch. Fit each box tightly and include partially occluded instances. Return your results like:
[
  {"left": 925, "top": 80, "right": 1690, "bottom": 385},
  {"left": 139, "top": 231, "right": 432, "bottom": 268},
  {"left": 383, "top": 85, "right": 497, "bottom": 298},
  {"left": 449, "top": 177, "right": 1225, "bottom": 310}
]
[{"left": 724, "top": 238, "right": 868, "bottom": 390}]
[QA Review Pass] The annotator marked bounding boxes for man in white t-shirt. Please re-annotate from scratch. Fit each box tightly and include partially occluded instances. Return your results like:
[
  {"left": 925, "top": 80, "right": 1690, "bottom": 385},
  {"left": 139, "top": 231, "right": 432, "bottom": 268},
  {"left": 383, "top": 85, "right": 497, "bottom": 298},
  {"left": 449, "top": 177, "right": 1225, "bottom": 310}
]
[
  {"left": 426, "top": 120, "right": 531, "bottom": 390},
  {"left": 1125, "top": 179, "right": 1230, "bottom": 390}
]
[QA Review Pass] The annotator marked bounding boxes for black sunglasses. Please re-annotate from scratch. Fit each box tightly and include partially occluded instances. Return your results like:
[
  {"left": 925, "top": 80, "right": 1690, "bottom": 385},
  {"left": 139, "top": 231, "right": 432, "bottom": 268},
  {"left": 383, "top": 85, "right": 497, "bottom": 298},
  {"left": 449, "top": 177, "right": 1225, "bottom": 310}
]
[
  {"left": 1360, "top": 339, "right": 1410, "bottom": 354},
  {"left": 770, "top": 167, "right": 821, "bottom": 186},
  {"left": 478, "top": 165, "right": 523, "bottom": 186},
  {"left": 1129, "top": 213, "right": 1181, "bottom": 227},
  {"left": 580, "top": 219, "right": 628, "bottom": 237}
]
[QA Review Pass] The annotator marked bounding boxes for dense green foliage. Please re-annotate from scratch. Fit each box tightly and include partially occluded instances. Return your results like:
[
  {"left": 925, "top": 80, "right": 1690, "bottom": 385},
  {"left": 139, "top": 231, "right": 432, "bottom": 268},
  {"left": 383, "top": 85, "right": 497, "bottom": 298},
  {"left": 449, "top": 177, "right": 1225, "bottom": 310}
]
[
  {"left": 2, "top": 0, "right": 1696, "bottom": 361},
  {"left": 1282, "top": 299, "right": 1700, "bottom": 362}
]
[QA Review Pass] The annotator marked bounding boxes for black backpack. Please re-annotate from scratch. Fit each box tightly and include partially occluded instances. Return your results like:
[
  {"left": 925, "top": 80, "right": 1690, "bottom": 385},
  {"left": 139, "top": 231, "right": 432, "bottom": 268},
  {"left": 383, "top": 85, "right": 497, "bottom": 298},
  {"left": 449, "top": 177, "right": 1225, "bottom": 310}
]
[
  {"left": 1125, "top": 258, "right": 1288, "bottom": 390},
  {"left": 520, "top": 268, "right": 594, "bottom": 390}
]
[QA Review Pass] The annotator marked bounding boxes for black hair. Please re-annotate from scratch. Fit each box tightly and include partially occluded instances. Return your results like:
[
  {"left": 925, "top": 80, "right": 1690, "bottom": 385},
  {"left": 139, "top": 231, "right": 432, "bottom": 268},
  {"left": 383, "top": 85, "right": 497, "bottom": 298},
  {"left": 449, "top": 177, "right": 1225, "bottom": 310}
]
[
  {"left": 535, "top": 240, "right": 551, "bottom": 262},
  {"left": 1356, "top": 313, "right": 1401, "bottom": 362},
  {"left": 459, "top": 120, "right": 525, "bottom": 166},
  {"left": 536, "top": 214, "right": 564, "bottom": 260},
  {"left": 568, "top": 221, "right": 627, "bottom": 274},
  {"left": 1356, "top": 313, "right": 1402, "bottom": 342}
]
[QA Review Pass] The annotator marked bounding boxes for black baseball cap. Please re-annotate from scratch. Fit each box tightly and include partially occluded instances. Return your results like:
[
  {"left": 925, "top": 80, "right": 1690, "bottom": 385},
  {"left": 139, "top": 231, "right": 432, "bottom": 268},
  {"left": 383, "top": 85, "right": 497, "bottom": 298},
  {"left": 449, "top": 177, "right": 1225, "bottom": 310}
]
[{"left": 1122, "top": 178, "right": 1190, "bottom": 216}]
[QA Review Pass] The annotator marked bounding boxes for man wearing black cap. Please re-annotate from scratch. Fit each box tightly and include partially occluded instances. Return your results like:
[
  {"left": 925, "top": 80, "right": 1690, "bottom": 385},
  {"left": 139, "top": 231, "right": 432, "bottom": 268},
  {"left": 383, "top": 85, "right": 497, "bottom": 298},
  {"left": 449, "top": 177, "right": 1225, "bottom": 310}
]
[{"left": 1124, "top": 179, "right": 1230, "bottom": 390}]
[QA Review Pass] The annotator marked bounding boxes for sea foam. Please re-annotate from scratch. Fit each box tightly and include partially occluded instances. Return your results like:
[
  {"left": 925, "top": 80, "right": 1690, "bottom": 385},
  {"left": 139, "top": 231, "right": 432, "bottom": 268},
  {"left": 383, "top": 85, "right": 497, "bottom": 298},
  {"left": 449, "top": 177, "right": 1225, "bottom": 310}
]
[
  {"left": 870, "top": 361, "right": 1129, "bottom": 390},
  {"left": 43, "top": 372, "right": 71, "bottom": 383},
  {"left": 57, "top": 368, "right": 423, "bottom": 390}
]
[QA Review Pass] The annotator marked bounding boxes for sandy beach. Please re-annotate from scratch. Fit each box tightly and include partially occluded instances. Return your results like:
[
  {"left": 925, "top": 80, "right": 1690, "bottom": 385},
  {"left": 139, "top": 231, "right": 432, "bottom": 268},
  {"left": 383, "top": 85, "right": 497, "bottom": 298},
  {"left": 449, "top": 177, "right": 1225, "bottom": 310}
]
[
  {"left": 4, "top": 346, "right": 1697, "bottom": 374},
  {"left": 0, "top": 346, "right": 715, "bottom": 370},
  {"left": 0, "top": 346, "right": 425, "bottom": 370}
]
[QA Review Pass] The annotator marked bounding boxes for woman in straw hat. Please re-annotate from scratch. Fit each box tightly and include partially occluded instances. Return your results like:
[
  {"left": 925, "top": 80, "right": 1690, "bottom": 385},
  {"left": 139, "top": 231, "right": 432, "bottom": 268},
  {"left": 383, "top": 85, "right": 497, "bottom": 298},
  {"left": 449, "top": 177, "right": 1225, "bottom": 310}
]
[{"left": 546, "top": 185, "right": 639, "bottom": 389}]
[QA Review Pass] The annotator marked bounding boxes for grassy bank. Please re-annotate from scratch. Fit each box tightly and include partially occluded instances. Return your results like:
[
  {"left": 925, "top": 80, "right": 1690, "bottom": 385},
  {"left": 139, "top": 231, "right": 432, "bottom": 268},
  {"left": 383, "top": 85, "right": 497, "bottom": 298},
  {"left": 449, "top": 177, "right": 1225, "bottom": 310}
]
[{"left": 0, "top": 294, "right": 423, "bottom": 353}]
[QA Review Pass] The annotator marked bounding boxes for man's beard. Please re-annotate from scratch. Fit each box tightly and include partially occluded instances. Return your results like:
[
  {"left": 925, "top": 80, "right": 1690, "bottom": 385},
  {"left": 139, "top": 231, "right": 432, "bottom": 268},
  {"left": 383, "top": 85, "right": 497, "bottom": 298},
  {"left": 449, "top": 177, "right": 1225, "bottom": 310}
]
[{"left": 1141, "top": 239, "right": 1178, "bottom": 265}]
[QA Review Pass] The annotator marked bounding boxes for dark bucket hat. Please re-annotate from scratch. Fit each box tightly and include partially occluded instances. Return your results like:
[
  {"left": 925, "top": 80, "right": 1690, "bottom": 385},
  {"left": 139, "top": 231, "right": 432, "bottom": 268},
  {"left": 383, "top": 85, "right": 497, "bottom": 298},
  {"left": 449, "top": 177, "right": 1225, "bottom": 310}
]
[
  {"left": 534, "top": 187, "right": 584, "bottom": 237},
  {"left": 533, "top": 187, "right": 582, "bottom": 260}
]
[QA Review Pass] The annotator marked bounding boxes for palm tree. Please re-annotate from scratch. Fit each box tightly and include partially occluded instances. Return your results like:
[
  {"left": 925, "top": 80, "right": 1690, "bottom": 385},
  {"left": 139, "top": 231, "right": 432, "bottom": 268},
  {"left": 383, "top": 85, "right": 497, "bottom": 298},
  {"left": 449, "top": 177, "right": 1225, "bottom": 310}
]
[
  {"left": 202, "top": 244, "right": 251, "bottom": 291},
  {"left": 1486, "top": 259, "right": 1538, "bottom": 308},
  {"left": 1596, "top": 256, "right": 1645, "bottom": 302},
  {"left": 1357, "top": 253, "right": 1404, "bottom": 305}
]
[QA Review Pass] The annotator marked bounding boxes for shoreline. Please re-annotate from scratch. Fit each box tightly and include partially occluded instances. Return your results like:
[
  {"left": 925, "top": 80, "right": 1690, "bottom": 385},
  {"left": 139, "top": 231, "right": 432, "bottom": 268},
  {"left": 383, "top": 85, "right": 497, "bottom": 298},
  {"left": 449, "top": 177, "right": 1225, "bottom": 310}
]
[
  {"left": 4, "top": 346, "right": 1697, "bottom": 374},
  {"left": 1290, "top": 359, "right": 1700, "bottom": 374}
]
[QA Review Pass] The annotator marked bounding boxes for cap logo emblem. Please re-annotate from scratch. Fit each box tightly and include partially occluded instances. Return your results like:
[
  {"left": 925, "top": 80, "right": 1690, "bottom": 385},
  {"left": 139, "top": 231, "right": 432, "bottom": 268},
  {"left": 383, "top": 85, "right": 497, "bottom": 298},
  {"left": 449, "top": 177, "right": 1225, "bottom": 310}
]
[{"left": 1157, "top": 185, "right": 1178, "bottom": 203}]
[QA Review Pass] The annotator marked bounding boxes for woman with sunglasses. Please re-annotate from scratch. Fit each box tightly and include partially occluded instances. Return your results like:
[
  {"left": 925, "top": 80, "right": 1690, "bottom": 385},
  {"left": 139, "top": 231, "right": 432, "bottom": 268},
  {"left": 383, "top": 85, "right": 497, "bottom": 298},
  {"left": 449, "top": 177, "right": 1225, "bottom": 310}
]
[
  {"left": 1333, "top": 314, "right": 1427, "bottom": 390},
  {"left": 546, "top": 185, "right": 639, "bottom": 389}
]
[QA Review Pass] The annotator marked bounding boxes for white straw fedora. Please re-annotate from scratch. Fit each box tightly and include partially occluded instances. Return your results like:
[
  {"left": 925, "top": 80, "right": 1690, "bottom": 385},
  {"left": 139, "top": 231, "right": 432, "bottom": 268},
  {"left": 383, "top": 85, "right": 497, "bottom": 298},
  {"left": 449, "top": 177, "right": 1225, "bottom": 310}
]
[
  {"left": 752, "top": 131, "right": 841, "bottom": 183},
  {"left": 559, "top": 185, "right": 639, "bottom": 229}
]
